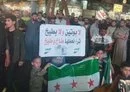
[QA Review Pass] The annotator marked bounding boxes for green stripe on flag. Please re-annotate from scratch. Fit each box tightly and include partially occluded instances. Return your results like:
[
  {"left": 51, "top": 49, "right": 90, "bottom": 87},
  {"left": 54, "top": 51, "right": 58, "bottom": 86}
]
[
  {"left": 48, "top": 64, "right": 74, "bottom": 81},
  {"left": 48, "top": 57, "right": 99, "bottom": 81},
  {"left": 72, "top": 58, "right": 99, "bottom": 76}
]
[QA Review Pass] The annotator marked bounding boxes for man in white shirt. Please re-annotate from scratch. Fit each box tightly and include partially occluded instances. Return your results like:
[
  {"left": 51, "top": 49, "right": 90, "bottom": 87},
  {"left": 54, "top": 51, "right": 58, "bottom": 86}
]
[
  {"left": 91, "top": 23, "right": 113, "bottom": 55},
  {"left": 91, "top": 34, "right": 112, "bottom": 45}
]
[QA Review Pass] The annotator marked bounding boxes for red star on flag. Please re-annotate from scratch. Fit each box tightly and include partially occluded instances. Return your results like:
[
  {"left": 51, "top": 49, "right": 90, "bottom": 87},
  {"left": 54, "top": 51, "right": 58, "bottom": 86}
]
[
  {"left": 71, "top": 80, "right": 77, "bottom": 88},
  {"left": 54, "top": 83, "right": 60, "bottom": 91},
  {"left": 88, "top": 79, "right": 94, "bottom": 88}
]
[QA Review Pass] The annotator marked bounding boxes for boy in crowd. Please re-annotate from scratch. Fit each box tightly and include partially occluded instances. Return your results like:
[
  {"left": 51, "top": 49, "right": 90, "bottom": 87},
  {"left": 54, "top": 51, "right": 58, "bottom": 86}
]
[
  {"left": 30, "top": 56, "right": 51, "bottom": 92},
  {"left": 117, "top": 62, "right": 130, "bottom": 92},
  {"left": 120, "top": 62, "right": 130, "bottom": 79},
  {"left": 94, "top": 49, "right": 114, "bottom": 86},
  {"left": 95, "top": 50, "right": 106, "bottom": 85},
  {"left": 108, "top": 62, "right": 130, "bottom": 92}
]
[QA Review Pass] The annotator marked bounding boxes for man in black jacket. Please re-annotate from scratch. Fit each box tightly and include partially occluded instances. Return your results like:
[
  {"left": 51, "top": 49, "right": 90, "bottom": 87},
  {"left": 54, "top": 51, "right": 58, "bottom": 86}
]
[{"left": 5, "top": 14, "right": 25, "bottom": 92}]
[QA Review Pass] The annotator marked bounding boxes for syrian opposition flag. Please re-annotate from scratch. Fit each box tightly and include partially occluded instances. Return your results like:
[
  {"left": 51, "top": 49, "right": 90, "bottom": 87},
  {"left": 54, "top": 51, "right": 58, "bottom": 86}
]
[{"left": 48, "top": 57, "right": 100, "bottom": 92}]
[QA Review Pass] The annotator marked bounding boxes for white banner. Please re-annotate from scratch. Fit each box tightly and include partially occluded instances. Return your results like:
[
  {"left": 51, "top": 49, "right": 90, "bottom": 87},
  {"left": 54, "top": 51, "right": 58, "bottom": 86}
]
[{"left": 39, "top": 24, "right": 86, "bottom": 57}]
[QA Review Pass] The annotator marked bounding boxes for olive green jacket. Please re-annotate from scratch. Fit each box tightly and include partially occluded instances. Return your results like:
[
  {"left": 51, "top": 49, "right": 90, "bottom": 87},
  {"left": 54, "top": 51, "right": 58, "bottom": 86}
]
[
  {"left": 30, "top": 67, "right": 46, "bottom": 92},
  {"left": 6, "top": 30, "right": 25, "bottom": 63}
]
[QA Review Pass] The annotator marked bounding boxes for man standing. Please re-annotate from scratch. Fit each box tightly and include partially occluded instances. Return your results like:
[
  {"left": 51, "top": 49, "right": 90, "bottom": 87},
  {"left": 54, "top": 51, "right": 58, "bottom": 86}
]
[
  {"left": 112, "top": 20, "right": 129, "bottom": 66},
  {"left": 25, "top": 12, "right": 40, "bottom": 61},
  {"left": 5, "top": 14, "right": 25, "bottom": 92}
]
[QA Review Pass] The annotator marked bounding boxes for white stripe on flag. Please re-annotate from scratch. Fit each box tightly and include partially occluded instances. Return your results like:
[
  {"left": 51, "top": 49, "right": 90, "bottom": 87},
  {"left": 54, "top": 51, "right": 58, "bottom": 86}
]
[{"left": 48, "top": 72, "right": 100, "bottom": 92}]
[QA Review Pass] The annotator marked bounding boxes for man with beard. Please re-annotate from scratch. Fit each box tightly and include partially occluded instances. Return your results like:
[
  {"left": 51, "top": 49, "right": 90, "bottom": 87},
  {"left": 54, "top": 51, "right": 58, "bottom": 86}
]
[
  {"left": 112, "top": 20, "right": 129, "bottom": 66},
  {"left": 25, "top": 12, "right": 40, "bottom": 61},
  {"left": 38, "top": 12, "right": 45, "bottom": 24},
  {"left": 0, "top": 19, "right": 6, "bottom": 92},
  {"left": 55, "top": 12, "right": 67, "bottom": 25},
  {"left": 13, "top": 10, "right": 26, "bottom": 32}
]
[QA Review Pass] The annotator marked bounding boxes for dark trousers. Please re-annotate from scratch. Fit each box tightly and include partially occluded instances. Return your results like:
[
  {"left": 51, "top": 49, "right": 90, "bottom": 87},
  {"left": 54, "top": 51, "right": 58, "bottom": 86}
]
[
  {"left": 6, "top": 61, "right": 31, "bottom": 92},
  {"left": 0, "top": 54, "right": 6, "bottom": 91},
  {"left": 14, "top": 62, "right": 31, "bottom": 92},
  {"left": 6, "top": 63, "right": 16, "bottom": 92}
]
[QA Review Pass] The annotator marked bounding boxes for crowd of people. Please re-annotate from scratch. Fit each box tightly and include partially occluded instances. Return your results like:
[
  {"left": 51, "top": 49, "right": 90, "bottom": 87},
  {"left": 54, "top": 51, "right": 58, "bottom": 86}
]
[{"left": 0, "top": 8, "right": 130, "bottom": 92}]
